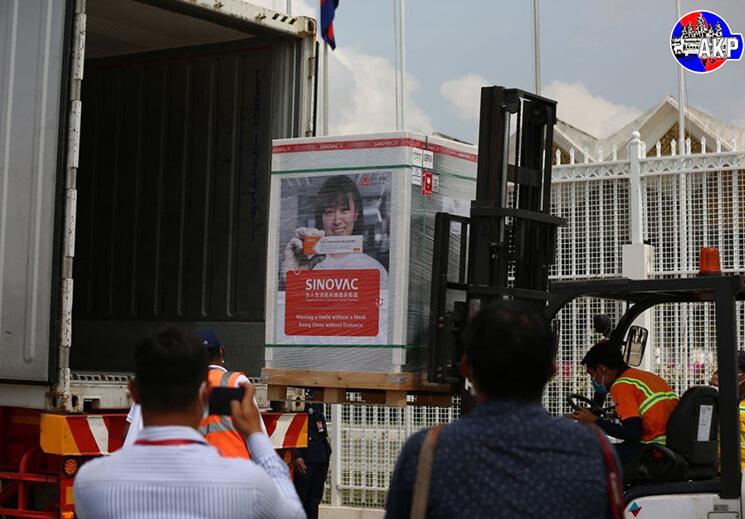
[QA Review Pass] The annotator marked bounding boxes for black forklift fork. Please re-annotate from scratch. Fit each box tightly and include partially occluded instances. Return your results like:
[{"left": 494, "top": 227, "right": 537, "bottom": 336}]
[{"left": 428, "top": 86, "right": 565, "bottom": 384}]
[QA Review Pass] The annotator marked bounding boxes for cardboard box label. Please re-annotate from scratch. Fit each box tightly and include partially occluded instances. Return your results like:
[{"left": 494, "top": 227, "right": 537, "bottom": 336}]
[
  {"left": 422, "top": 170, "right": 433, "bottom": 196},
  {"left": 412, "top": 147, "right": 423, "bottom": 167},
  {"left": 411, "top": 167, "right": 423, "bottom": 186},
  {"left": 422, "top": 149, "right": 434, "bottom": 170},
  {"left": 285, "top": 269, "right": 381, "bottom": 336}
]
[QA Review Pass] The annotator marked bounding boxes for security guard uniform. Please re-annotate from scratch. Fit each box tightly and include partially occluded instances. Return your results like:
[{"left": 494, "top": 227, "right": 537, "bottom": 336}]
[{"left": 294, "top": 403, "right": 332, "bottom": 519}]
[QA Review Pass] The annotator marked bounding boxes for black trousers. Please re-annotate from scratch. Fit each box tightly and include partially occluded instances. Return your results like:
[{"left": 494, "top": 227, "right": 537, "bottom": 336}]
[
  {"left": 615, "top": 441, "right": 644, "bottom": 465},
  {"left": 615, "top": 441, "right": 646, "bottom": 482},
  {"left": 294, "top": 461, "right": 329, "bottom": 519}
]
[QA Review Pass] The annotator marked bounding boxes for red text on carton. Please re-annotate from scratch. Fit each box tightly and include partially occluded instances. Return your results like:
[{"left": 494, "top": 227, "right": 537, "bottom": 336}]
[{"left": 285, "top": 269, "right": 381, "bottom": 337}]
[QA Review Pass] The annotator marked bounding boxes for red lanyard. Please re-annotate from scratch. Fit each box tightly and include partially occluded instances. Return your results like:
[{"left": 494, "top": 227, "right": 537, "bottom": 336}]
[
  {"left": 134, "top": 439, "right": 204, "bottom": 447},
  {"left": 589, "top": 425, "right": 625, "bottom": 519}
]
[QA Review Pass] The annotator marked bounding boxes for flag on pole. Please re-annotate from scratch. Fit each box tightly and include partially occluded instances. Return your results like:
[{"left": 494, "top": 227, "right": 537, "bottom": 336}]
[{"left": 321, "top": 0, "right": 338, "bottom": 49}]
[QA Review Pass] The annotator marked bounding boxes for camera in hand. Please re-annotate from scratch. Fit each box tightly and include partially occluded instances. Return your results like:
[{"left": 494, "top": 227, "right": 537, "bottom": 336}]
[{"left": 208, "top": 387, "right": 245, "bottom": 416}]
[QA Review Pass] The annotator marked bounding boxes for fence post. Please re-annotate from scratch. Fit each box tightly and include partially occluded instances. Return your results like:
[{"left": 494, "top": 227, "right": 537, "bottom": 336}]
[
  {"left": 329, "top": 404, "right": 341, "bottom": 507},
  {"left": 623, "top": 131, "right": 655, "bottom": 372},
  {"left": 628, "top": 131, "right": 643, "bottom": 245}
]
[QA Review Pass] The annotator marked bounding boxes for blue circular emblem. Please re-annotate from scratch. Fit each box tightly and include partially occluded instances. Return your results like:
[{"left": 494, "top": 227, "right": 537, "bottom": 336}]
[{"left": 671, "top": 11, "right": 743, "bottom": 74}]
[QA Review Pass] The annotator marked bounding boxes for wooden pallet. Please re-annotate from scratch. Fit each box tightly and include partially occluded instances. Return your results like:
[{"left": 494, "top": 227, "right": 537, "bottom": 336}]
[{"left": 261, "top": 368, "right": 454, "bottom": 408}]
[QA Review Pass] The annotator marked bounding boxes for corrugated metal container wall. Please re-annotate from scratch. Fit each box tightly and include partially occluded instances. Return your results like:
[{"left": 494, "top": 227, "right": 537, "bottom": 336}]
[
  {"left": 71, "top": 39, "right": 275, "bottom": 373},
  {"left": 0, "top": 0, "right": 69, "bottom": 382}
]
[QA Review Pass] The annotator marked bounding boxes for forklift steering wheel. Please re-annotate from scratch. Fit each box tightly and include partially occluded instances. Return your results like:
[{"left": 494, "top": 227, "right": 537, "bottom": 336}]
[{"left": 567, "top": 393, "right": 606, "bottom": 418}]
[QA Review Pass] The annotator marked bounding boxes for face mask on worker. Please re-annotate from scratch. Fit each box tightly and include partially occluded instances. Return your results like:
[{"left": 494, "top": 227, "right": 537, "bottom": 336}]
[{"left": 591, "top": 368, "right": 607, "bottom": 396}]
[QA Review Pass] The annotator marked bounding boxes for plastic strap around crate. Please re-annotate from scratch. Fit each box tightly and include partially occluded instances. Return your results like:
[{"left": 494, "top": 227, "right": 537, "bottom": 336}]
[{"left": 265, "top": 343, "right": 425, "bottom": 349}]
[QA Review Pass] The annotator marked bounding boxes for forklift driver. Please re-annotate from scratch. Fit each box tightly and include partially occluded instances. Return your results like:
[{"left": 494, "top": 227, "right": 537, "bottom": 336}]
[{"left": 573, "top": 339, "right": 679, "bottom": 468}]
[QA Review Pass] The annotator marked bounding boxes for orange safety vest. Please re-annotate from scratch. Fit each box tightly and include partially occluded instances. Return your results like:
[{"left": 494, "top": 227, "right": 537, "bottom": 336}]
[
  {"left": 610, "top": 367, "right": 678, "bottom": 445},
  {"left": 198, "top": 368, "right": 250, "bottom": 459}
]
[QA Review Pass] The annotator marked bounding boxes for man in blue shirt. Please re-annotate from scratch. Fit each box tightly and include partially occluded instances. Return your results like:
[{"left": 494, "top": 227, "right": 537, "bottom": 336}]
[{"left": 386, "top": 302, "right": 616, "bottom": 518}]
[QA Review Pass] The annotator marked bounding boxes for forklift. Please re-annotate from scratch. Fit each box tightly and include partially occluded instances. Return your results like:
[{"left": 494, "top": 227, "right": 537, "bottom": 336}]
[{"left": 428, "top": 85, "right": 744, "bottom": 517}]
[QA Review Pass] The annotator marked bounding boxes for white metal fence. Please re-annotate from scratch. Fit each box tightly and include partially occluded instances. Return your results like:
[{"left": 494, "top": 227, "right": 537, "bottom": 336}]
[
  {"left": 325, "top": 132, "right": 745, "bottom": 509},
  {"left": 324, "top": 401, "right": 460, "bottom": 509},
  {"left": 545, "top": 132, "right": 745, "bottom": 414},
  {"left": 642, "top": 149, "right": 745, "bottom": 398}
]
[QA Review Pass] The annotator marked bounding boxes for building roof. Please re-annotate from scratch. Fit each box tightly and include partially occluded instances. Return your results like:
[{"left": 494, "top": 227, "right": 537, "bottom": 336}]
[
  {"left": 554, "top": 120, "right": 597, "bottom": 162},
  {"left": 553, "top": 96, "right": 745, "bottom": 162}
]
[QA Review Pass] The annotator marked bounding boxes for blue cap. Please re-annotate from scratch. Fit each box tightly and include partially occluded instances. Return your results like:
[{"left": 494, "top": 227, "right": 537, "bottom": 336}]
[{"left": 197, "top": 329, "right": 222, "bottom": 350}]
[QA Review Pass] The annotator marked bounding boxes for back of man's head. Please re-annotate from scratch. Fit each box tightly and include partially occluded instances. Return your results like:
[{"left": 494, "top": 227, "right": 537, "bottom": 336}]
[
  {"left": 463, "top": 301, "right": 555, "bottom": 401},
  {"left": 197, "top": 329, "right": 222, "bottom": 362},
  {"left": 135, "top": 328, "right": 209, "bottom": 412},
  {"left": 581, "top": 339, "right": 625, "bottom": 370}
]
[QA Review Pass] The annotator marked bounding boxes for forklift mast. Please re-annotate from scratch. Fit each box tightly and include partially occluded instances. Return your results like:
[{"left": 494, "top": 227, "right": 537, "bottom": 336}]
[{"left": 428, "top": 86, "right": 565, "bottom": 384}]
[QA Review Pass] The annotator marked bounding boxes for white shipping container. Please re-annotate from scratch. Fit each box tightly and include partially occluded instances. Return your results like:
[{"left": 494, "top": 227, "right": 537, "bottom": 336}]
[
  {"left": 0, "top": 0, "right": 316, "bottom": 409},
  {"left": 265, "top": 132, "right": 477, "bottom": 374}
]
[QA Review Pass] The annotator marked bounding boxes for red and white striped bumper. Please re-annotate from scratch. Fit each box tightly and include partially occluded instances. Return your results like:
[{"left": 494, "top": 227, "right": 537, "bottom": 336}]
[
  {"left": 262, "top": 413, "right": 308, "bottom": 449},
  {"left": 39, "top": 412, "right": 307, "bottom": 456},
  {"left": 40, "top": 413, "right": 126, "bottom": 456}
]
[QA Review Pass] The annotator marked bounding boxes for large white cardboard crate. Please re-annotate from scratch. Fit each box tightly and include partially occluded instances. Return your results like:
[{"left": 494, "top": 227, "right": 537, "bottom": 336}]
[{"left": 265, "top": 132, "right": 477, "bottom": 374}]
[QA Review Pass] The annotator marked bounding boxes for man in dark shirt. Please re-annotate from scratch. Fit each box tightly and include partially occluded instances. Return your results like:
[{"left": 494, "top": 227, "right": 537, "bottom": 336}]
[
  {"left": 294, "top": 402, "right": 331, "bottom": 519},
  {"left": 386, "top": 302, "right": 613, "bottom": 519}
]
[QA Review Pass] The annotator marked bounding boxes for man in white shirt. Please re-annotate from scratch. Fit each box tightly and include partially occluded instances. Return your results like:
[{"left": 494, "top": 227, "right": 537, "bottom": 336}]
[
  {"left": 121, "top": 403, "right": 142, "bottom": 447},
  {"left": 74, "top": 327, "right": 304, "bottom": 519}
]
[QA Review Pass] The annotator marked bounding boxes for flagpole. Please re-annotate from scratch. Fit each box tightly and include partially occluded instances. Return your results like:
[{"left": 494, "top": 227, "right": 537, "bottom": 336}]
[
  {"left": 532, "top": 0, "right": 541, "bottom": 95},
  {"left": 393, "top": 0, "right": 400, "bottom": 131},
  {"left": 675, "top": 0, "right": 686, "bottom": 153},
  {"left": 398, "top": 0, "right": 406, "bottom": 130},
  {"left": 323, "top": 41, "right": 329, "bottom": 136},
  {"left": 392, "top": 1, "right": 397, "bottom": 129}
]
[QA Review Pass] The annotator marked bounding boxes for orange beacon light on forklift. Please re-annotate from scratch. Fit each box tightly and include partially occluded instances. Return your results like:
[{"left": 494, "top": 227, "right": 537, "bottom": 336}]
[{"left": 699, "top": 247, "right": 722, "bottom": 276}]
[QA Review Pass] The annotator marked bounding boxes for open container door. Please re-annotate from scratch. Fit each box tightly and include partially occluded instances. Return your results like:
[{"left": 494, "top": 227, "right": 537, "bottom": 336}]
[
  {"left": 0, "top": 0, "right": 75, "bottom": 383},
  {"left": 68, "top": 0, "right": 317, "bottom": 383}
]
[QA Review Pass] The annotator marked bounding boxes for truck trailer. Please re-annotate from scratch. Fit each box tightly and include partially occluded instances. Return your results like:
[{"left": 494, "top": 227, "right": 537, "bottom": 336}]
[{"left": 0, "top": 0, "right": 315, "bottom": 516}]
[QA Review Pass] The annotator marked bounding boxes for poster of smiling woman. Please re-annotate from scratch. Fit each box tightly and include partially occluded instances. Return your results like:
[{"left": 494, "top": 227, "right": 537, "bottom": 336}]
[{"left": 273, "top": 172, "right": 392, "bottom": 345}]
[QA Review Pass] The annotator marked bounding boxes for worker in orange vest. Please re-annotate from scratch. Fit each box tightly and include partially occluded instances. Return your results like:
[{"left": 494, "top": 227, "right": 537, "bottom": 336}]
[{"left": 198, "top": 329, "right": 266, "bottom": 458}]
